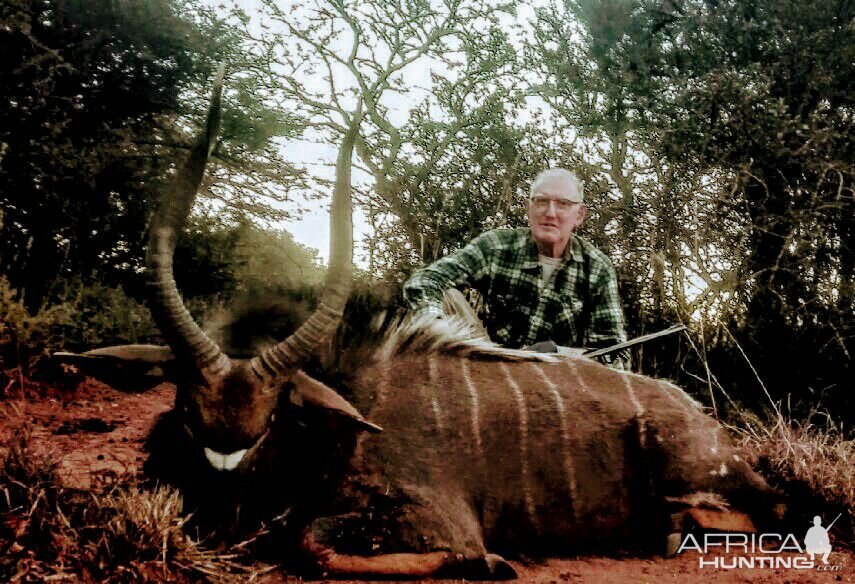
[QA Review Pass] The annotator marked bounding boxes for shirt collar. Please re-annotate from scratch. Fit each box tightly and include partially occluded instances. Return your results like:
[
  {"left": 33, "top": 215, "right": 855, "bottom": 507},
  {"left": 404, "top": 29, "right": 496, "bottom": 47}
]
[
  {"left": 521, "top": 230, "right": 584, "bottom": 268},
  {"left": 566, "top": 235, "right": 585, "bottom": 263}
]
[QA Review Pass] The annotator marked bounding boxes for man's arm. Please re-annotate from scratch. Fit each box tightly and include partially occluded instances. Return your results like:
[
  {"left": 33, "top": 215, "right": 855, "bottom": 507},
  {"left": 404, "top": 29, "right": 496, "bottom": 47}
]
[
  {"left": 403, "top": 232, "right": 495, "bottom": 316},
  {"left": 585, "top": 260, "right": 631, "bottom": 370}
]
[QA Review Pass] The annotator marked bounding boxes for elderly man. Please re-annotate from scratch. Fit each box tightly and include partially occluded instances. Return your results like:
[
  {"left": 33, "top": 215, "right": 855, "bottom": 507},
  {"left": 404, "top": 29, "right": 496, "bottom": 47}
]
[{"left": 404, "top": 168, "right": 629, "bottom": 369}]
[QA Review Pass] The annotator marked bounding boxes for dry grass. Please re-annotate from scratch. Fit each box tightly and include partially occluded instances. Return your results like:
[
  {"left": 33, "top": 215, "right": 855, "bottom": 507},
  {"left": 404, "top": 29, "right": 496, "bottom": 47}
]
[
  {"left": 0, "top": 425, "right": 276, "bottom": 582},
  {"left": 735, "top": 413, "right": 854, "bottom": 547},
  {"left": 3, "top": 392, "right": 852, "bottom": 580},
  {"left": 687, "top": 324, "right": 854, "bottom": 547}
]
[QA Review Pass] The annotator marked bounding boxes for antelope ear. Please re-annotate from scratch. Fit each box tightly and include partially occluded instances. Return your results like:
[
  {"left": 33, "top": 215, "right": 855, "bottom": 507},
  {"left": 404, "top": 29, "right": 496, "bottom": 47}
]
[
  {"left": 289, "top": 371, "right": 382, "bottom": 433},
  {"left": 52, "top": 344, "right": 176, "bottom": 391}
]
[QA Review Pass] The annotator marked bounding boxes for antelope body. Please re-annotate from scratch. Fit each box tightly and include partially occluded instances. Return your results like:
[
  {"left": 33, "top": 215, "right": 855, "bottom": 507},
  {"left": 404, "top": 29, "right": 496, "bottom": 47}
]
[
  {"left": 348, "top": 349, "right": 759, "bottom": 553},
  {"left": 310, "top": 327, "right": 775, "bottom": 569},
  {"left": 58, "top": 75, "right": 778, "bottom": 579}
]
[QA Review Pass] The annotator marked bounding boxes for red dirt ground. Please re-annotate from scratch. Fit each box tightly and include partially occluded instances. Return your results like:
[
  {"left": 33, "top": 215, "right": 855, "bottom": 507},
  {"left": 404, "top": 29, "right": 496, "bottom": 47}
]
[{"left": 1, "top": 378, "right": 852, "bottom": 583}]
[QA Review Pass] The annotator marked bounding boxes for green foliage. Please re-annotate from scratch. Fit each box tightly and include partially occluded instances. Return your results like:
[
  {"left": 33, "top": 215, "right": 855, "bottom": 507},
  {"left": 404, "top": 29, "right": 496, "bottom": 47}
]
[
  {"left": 0, "top": 276, "right": 162, "bottom": 391},
  {"left": 630, "top": 0, "right": 852, "bottom": 413},
  {"left": 0, "top": 0, "right": 203, "bottom": 311},
  {"left": 0, "top": 0, "right": 306, "bottom": 312},
  {"left": 524, "top": 0, "right": 853, "bottom": 419},
  {"left": 356, "top": 13, "right": 552, "bottom": 274},
  {"left": 0, "top": 213, "right": 323, "bottom": 382},
  {"left": 0, "top": 277, "right": 71, "bottom": 378},
  {"left": 174, "top": 211, "right": 324, "bottom": 301},
  {"left": 234, "top": 223, "right": 324, "bottom": 292},
  {"left": 46, "top": 280, "right": 159, "bottom": 353},
  {"left": 243, "top": 0, "right": 535, "bottom": 275},
  {"left": 366, "top": 94, "right": 554, "bottom": 274}
]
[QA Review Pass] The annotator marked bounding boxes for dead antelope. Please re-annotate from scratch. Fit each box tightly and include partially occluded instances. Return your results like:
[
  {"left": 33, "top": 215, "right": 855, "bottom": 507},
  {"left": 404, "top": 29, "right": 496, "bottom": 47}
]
[{"left": 59, "top": 75, "right": 781, "bottom": 579}]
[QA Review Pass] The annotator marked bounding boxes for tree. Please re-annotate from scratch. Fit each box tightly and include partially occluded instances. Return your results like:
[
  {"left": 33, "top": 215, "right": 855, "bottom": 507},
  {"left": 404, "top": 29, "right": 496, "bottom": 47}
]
[
  {"left": 174, "top": 211, "right": 324, "bottom": 301},
  {"left": 530, "top": 0, "right": 854, "bottom": 412},
  {"left": 527, "top": 0, "right": 718, "bottom": 378},
  {"left": 0, "top": 0, "right": 305, "bottom": 311},
  {"left": 635, "top": 0, "right": 852, "bottom": 409},
  {"left": 234, "top": 0, "right": 540, "bottom": 276},
  {"left": 361, "top": 83, "right": 558, "bottom": 281}
]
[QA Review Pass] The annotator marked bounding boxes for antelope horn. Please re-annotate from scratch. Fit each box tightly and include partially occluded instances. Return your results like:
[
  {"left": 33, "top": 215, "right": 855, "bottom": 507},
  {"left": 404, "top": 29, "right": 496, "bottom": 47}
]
[
  {"left": 250, "top": 111, "right": 360, "bottom": 379},
  {"left": 146, "top": 65, "right": 231, "bottom": 379}
]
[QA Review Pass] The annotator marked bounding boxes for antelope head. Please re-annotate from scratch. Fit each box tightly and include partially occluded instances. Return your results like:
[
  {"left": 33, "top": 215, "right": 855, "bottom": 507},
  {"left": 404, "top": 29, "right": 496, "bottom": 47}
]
[{"left": 147, "top": 69, "right": 374, "bottom": 473}]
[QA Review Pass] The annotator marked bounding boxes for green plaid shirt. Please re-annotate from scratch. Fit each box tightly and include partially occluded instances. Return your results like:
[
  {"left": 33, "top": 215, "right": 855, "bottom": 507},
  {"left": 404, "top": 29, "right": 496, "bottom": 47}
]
[{"left": 404, "top": 228, "right": 629, "bottom": 368}]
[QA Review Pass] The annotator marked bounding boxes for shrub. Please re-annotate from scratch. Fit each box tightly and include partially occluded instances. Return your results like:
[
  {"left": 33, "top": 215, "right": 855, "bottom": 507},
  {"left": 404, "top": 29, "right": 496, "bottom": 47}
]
[
  {"left": 47, "top": 278, "right": 160, "bottom": 352},
  {"left": 1, "top": 276, "right": 167, "bottom": 394},
  {"left": 0, "top": 276, "right": 72, "bottom": 383},
  {"left": 737, "top": 414, "right": 855, "bottom": 549}
]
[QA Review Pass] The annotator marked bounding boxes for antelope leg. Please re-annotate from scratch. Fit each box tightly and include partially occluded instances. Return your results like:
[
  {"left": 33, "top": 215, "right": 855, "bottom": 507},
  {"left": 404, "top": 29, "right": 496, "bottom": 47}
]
[
  {"left": 301, "top": 520, "right": 460, "bottom": 578},
  {"left": 303, "top": 530, "right": 515, "bottom": 581},
  {"left": 319, "top": 551, "right": 517, "bottom": 580},
  {"left": 323, "top": 550, "right": 458, "bottom": 577},
  {"left": 300, "top": 492, "right": 514, "bottom": 580}
]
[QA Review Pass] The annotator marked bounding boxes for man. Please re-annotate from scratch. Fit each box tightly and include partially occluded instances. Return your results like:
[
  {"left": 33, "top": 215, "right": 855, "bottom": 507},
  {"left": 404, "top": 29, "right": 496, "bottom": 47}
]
[
  {"left": 804, "top": 516, "right": 833, "bottom": 564},
  {"left": 404, "top": 168, "right": 630, "bottom": 369}
]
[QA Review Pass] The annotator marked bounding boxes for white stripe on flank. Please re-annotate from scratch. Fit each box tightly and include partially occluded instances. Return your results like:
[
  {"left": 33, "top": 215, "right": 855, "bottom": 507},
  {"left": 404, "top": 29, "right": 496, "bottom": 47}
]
[
  {"left": 661, "top": 381, "right": 703, "bottom": 412},
  {"left": 709, "top": 424, "right": 720, "bottom": 454},
  {"left": 375, "top": 362, "right": 391, "bottom": 409},
  {"left": 531, "top": 364, "right": 578, "bottom": 521},
  {"left": 563, "top": 359, "right": 591, "bottom": 392},
  {"left": 622, "top": 374, "right": 647, "bottom": 448},
  {"left": 460, "top": 359, "right": 483, "bottom": 457},
  {"left": 499, "top": 362, "right": 540, "bottom": 532},
  {"left": 658, "top": 381, "right": 696, "bottom": 418},
  {"left": 428, "top": 355, "right": 444, "bottom": 433}
]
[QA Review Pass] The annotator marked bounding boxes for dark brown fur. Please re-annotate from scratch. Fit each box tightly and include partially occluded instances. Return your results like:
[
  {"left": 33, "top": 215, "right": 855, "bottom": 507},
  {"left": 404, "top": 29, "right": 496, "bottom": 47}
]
[{"left": 305, "top": 350, "right": 775, "bottom": 563}]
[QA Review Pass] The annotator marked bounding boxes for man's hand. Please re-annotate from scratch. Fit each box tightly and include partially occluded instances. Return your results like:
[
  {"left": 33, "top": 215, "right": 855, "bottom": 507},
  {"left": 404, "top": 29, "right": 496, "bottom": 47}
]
[{"left": 525, "top": 340, "right": 559, "bottom": 353}]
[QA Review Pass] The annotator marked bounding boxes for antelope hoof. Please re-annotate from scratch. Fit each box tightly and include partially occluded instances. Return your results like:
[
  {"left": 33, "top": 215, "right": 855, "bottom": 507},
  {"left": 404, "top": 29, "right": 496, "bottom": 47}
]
[
  {"left": 484, "top": 553, "right": 517, "bottom": 580},
  {"left": 435, "top": 552, "right": 517, "bottom": 580},
  {"left": 666, "top": 532, "right": 683, "bottom": 557}
]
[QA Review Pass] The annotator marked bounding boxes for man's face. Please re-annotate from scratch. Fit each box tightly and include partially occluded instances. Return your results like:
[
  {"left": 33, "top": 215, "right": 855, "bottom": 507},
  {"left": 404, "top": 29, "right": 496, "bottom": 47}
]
[{"left": 527, "top": 183, "right": 587, "bottom": 254}]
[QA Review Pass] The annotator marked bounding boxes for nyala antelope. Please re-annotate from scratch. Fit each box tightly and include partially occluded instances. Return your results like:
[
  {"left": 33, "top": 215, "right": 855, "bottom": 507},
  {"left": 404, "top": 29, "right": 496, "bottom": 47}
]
[{"left": 59, "top": 74, "right": 781, "bottom": 579}]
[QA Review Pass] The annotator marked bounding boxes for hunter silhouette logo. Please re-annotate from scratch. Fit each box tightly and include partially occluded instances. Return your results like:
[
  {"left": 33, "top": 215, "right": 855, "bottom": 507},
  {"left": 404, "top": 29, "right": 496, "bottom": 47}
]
[
  {"left": 804, "top": 514, "right": 838, "bottom": 565},
  {"left": 676, "top": 513, "right": 843, "bottom": 571}
]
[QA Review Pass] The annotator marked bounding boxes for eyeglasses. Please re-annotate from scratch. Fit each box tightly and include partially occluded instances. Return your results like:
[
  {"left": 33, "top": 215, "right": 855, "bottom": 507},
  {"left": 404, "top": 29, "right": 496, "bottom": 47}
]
[{"left": 529, "top": 196, "right": 580, "bottom": 213}]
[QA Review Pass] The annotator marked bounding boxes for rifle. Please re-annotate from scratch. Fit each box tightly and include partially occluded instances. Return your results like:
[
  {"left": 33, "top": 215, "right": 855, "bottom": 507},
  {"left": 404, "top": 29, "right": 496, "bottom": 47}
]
[
  {"left": 825, "top": 513, "right": 842, "bottom": 532},
  {"left": 554, "top": 324, "right": 687, "bottom": 358}
]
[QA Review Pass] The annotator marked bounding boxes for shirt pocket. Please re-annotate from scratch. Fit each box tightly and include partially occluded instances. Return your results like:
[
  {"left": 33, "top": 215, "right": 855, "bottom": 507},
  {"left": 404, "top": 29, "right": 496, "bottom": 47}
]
[{"left": 551, "top": 293, "right": 584, "bottom": 346}]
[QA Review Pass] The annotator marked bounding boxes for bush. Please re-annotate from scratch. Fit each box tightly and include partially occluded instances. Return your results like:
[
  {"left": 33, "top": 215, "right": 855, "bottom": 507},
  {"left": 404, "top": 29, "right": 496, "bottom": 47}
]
[
  {"left": 0, "top": 276, "right": 166, "bottom": 394},
  {"left": 0, "top": 276, "right": 72, "bottom": 381},
  {"left": 737, "top": 414, "right": 855, "bottom": 549},
  {"left": 47, "top": 278, "right": 160, "bottom": 352}
]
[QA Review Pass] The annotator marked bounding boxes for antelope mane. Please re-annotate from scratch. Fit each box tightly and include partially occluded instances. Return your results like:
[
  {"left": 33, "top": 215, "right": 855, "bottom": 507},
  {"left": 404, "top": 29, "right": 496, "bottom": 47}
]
[{"left": 375, "top": 313, "right": 559, "bottom": 363}]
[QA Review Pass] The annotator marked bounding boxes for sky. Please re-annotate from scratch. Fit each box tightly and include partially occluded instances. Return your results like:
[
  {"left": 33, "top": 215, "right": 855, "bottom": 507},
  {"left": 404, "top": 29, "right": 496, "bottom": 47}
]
[
  {"left": 223, "top": 0, "right": 542, "bottom": 265},
  {"left": 275, "top": 138, "right": 367, "bottom": 265}
]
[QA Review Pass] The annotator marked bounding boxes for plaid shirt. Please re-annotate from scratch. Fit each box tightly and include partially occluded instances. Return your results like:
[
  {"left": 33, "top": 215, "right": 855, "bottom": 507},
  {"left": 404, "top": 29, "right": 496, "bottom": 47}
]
[{"left": 404, "top": 228, "right": 630, "bottom": 368}]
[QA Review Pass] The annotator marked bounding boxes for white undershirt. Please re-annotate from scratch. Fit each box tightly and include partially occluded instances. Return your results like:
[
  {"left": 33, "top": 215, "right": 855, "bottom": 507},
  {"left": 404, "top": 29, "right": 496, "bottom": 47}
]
[{"left": 539, "top": 254, "right": 562, "bottom": 283}]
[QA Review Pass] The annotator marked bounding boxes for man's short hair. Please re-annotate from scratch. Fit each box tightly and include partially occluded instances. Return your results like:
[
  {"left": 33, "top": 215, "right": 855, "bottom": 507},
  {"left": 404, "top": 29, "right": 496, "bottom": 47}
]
[{"left": 530, "top": 168, "right": 584, "bottom": 203}]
